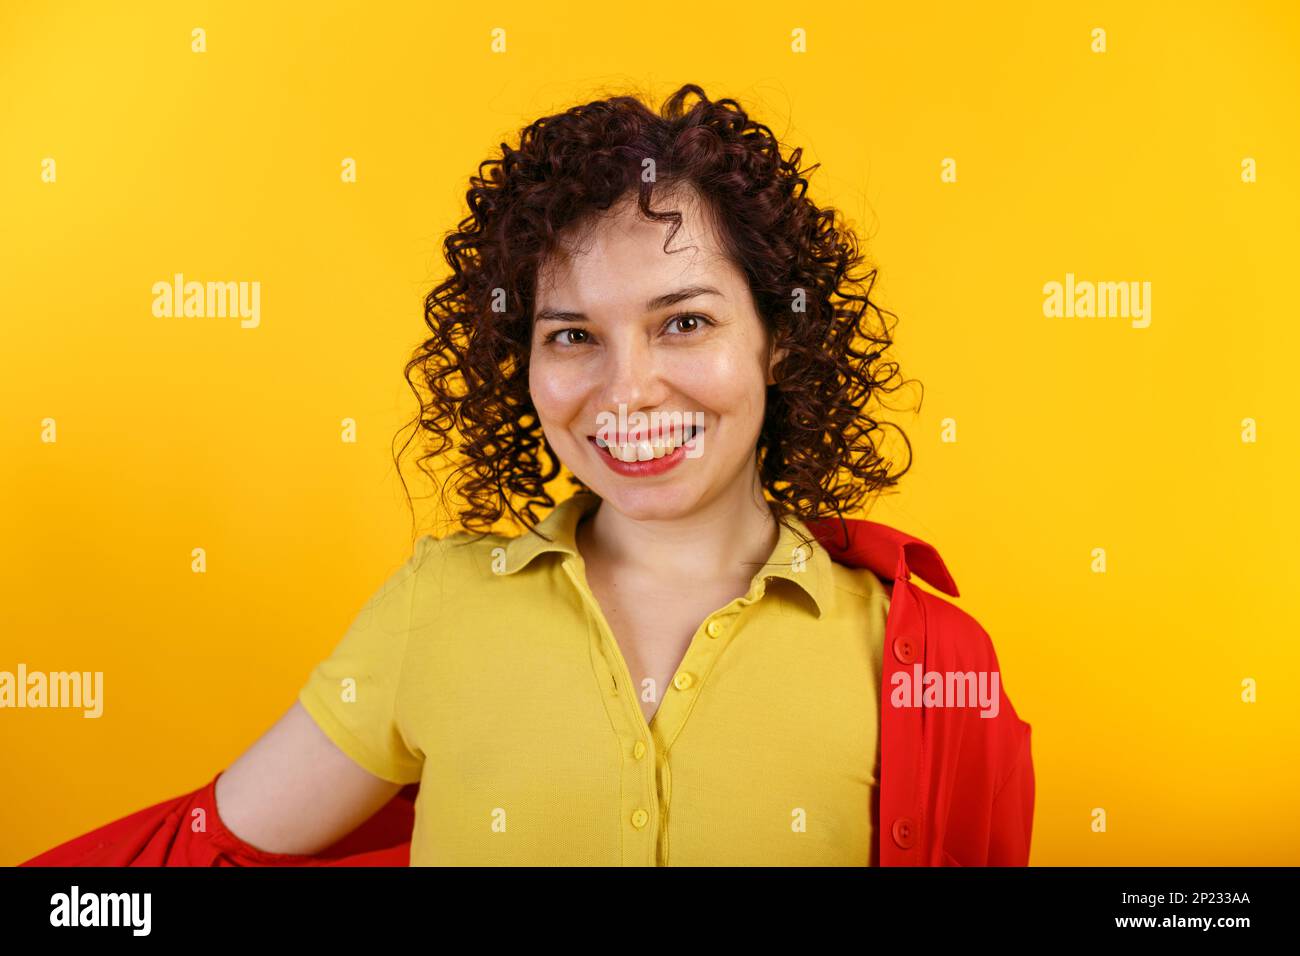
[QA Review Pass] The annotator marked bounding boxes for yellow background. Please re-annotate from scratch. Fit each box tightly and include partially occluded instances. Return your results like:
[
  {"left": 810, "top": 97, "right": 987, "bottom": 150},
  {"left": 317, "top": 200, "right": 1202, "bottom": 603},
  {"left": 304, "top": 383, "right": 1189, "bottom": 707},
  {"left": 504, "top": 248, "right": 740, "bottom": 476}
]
[{"left": 2, "top": 0, "right": 1297, "bottom": 866}]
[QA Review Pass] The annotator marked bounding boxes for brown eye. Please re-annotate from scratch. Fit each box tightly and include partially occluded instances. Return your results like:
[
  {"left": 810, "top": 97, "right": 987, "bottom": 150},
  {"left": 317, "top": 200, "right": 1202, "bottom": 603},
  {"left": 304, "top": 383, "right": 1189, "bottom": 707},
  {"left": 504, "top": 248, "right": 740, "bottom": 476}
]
[
  {"left": 545, "top": 328, "right": 589, "bottom": 346},
  {"left": 666, "top": 313, "right": 710, "bottom": 335}
]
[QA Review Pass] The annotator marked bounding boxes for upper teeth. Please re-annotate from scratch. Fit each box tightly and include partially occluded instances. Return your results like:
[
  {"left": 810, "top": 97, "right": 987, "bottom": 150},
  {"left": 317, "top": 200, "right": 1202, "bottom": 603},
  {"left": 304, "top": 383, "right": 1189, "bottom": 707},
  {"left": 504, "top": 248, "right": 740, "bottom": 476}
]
[{"left": 596, "top": 426, "right": 698, "bottom": 462}]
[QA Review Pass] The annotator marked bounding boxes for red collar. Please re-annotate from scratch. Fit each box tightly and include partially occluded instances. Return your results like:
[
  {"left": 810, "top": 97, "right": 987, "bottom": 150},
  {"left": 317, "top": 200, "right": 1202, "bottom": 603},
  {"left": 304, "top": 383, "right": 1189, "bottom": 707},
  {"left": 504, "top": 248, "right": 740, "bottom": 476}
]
[{"left": 803, "top": 516, "right": 960, "bottom": 598}]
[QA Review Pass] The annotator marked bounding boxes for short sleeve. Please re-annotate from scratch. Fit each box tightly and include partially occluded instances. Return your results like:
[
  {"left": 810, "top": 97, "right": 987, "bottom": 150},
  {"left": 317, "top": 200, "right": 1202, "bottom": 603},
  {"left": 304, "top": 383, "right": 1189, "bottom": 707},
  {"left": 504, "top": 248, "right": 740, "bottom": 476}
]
[{"left": 296, "top": 537, "right": 434, "bottom": 785}]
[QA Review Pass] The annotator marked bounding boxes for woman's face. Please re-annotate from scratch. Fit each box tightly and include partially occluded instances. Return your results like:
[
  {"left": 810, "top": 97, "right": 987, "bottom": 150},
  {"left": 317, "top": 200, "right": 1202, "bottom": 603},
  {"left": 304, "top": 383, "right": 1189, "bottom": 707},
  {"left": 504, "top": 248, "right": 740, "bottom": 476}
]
[{"left": 528, "top": 187, "right": 785, "bottom": 521}]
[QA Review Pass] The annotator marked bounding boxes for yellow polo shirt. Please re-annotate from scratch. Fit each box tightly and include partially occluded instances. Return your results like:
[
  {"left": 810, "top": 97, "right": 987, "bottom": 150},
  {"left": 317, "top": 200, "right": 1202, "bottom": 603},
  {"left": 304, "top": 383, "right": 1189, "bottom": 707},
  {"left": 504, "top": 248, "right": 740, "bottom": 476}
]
[{"left": 297, "top": 491, "right": 891, "bottom": 866}]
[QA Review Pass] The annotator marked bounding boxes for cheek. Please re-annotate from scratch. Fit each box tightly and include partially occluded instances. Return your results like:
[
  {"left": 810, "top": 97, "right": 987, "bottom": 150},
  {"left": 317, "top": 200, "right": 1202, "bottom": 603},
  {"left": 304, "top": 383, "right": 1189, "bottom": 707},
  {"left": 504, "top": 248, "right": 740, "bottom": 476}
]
[
  {"left": 528, "top": 356, "right": 586, "bottom": 426},
  {"left": 669, "top": 347, "right": 767, "bottom": 417}
]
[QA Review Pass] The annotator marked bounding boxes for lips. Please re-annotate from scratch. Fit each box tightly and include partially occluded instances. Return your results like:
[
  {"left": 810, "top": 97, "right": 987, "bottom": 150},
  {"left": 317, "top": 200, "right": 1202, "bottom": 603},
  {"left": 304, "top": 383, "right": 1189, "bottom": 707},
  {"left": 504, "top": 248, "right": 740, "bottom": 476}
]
[{"left": 589, "top": 423, "right": 703, "bottom": 463}]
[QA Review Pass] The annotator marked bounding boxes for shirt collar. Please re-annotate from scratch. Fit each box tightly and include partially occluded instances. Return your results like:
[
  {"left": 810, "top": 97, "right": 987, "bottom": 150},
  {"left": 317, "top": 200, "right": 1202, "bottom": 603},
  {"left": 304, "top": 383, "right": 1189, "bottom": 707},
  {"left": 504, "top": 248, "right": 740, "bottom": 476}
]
[
  {"left": 500, "top": 491, "right": 599, "bottom": 573},
  {"left": 759, "top": 516, "right": 833, "bottom": 617},
  {"left": 501, "top": 492, "right": 832, "bottom": 617}
]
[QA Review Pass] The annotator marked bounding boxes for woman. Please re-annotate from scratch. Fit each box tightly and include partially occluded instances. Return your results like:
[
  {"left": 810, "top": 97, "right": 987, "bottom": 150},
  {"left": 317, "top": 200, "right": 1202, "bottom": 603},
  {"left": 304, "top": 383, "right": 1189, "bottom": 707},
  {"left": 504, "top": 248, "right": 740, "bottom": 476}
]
[{"left": 23, "top": 84, "right": 1032, "bottom": 867}]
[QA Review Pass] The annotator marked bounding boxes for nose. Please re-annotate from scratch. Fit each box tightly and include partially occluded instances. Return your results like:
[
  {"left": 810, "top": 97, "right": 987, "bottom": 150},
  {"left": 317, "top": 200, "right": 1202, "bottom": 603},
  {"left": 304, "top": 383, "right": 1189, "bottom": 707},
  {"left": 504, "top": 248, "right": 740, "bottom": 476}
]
[{"left": 598, "top": 332, "right": 668, "bottom": 414}]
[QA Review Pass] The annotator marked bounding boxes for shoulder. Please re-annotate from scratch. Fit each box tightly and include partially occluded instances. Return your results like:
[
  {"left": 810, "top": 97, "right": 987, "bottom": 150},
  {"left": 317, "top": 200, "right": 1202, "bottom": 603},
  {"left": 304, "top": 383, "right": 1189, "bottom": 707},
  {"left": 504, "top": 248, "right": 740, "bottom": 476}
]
[
  {"left": 410, "top": 529, "right": 514, "bottom": 582},
  {"left": 813, "top": 516, "right": 993, "bottom": 665},
  {"left": 906, "top": 584, "right": 1030, "bottom": 730},
  {"left": 402, "top": 530, "right": 516, "bottom": 638},
  {"left": 825, "top": 562, "right": 893, "bottom": 623},
  {"left": 907, "top": 583, "right": 1001, "bottom": 669}
]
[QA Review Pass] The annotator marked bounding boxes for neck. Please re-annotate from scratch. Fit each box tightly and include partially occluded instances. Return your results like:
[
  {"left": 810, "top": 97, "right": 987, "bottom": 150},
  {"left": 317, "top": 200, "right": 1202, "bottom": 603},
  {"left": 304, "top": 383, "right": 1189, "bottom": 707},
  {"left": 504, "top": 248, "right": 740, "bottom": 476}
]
[{"left": 577, "top": 469, "right": 779, "bottom": 583}]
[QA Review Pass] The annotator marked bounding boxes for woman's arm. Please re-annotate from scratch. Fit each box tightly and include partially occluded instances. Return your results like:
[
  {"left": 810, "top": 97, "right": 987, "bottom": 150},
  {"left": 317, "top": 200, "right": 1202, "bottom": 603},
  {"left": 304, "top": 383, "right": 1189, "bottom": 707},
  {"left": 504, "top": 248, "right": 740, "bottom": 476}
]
[
  {"left": 213, "top": 700, "right": 406, "bottom": 856},
  {"left": 21, "top": 699, "right": 416, "bottom": 867}
]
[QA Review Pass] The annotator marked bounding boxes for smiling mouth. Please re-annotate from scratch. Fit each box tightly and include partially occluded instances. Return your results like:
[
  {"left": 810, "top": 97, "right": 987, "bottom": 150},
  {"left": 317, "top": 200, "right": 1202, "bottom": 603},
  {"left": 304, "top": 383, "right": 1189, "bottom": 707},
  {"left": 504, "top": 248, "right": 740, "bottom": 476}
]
[{"left": 589, "top": 424, "right": 704, "bottom": 463}]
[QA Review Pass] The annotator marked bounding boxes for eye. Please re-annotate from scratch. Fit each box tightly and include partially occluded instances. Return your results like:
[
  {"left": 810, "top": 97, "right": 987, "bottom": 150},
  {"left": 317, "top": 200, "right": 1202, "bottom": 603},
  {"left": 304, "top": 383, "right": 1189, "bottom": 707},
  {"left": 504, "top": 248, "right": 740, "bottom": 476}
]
[
  {"left": 542, "top": 327, "right": 590, "bottom": 346},
  {"left": 664, "top": 313, "right": 712, "bottom": 335}
]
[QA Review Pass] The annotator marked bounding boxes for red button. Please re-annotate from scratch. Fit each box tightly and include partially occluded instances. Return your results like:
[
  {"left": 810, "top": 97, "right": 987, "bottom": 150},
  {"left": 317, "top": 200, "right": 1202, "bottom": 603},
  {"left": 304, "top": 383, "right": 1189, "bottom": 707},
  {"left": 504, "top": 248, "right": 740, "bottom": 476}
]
[
  {"left": 891, "top": 816, "right": 917, "bottom": 849},
  {"left": 892, "top": 636, "right": 917, "bottom": 664}
]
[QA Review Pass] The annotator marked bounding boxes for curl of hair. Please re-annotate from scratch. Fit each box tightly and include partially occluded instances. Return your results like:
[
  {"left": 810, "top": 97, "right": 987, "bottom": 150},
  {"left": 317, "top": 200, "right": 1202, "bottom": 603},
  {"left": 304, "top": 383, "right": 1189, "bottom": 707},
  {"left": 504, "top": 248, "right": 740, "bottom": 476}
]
[{"left": 395, "top": 83, "right": 920, "bottom": 543}]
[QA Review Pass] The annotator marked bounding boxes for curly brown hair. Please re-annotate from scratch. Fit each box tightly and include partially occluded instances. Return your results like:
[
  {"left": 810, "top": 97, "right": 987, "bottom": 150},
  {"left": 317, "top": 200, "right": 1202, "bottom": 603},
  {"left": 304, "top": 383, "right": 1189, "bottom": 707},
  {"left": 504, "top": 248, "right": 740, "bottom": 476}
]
[{"left": 395, "top": 83, "right": 919, "bottom": 542}]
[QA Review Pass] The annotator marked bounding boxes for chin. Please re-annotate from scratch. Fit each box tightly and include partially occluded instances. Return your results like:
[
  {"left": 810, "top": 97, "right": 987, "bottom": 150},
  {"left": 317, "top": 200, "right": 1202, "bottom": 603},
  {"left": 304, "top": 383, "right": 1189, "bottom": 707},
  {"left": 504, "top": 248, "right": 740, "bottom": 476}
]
[{"left": 586, "top": 482, "right": 703, "bottom": 522}]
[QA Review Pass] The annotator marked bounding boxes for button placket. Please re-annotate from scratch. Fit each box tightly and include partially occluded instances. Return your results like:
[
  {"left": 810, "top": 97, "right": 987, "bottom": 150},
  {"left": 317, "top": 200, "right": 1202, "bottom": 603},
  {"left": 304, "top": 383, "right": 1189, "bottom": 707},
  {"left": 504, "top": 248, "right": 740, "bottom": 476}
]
[
  {"left": 561, "top": 558, "right": 658, "bottom": 866},
  {"left": 563, "top": 557, "right": 765, "bottom": 866},
  {"left": 655, "top": 754, "right": 673, "bottom": 866},
  {"left": 651, "top": 609, "right": 737, "bottom": 751}
]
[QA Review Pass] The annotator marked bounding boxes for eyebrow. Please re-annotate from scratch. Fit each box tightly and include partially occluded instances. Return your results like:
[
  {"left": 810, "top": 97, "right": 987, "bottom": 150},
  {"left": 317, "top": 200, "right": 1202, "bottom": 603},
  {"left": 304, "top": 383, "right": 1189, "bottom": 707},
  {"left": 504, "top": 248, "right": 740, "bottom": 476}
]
[{"left": 534, "top": 285, "right": 723, "bottom": 323}]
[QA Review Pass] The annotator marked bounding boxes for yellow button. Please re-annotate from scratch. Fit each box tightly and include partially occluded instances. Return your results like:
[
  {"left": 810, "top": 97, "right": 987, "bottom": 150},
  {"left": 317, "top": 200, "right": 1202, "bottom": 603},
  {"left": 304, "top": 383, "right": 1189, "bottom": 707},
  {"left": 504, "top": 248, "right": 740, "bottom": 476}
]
[
  {"left": 632, "top": 741, "right": 646, "bottom": 759},
  {"left": 631, "top": 809, "right": 649, "bottom": 829},
  {"left": 673, "top": 672, "right": 694, "bottom": 691},
  {"left": 706, "top": 620, "right": 724, "bottom": 638}
]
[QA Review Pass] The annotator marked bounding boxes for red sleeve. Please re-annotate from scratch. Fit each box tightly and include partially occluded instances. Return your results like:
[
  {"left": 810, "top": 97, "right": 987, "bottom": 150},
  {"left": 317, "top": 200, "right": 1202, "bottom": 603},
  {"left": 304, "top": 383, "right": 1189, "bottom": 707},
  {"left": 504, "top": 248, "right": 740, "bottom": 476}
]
[{"left": 20, "top": 771, "right": 416, "bottom": 867}]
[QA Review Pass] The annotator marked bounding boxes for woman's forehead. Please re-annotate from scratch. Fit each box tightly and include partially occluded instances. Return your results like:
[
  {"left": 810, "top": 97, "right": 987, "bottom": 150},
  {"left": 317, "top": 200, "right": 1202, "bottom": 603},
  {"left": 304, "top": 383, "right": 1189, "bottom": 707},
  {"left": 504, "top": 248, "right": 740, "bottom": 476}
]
[{"left": 535, "top": 194, "right": 736, "bottom": 309}]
